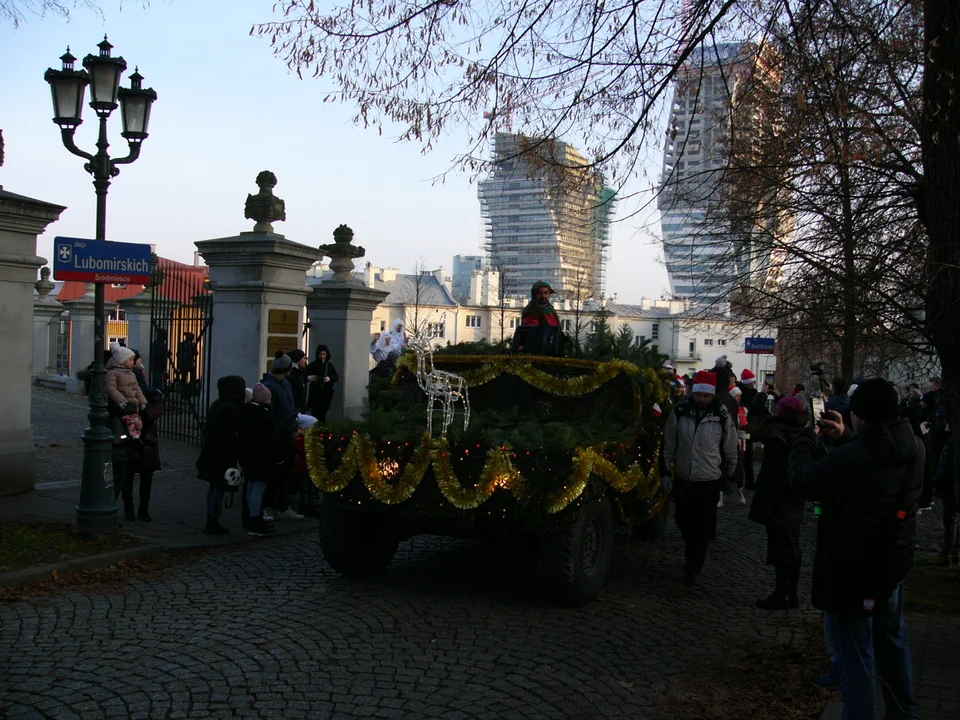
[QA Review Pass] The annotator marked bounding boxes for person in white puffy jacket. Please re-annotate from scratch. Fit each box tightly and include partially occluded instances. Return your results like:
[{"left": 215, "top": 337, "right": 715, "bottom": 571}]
[{"left": 662, "top": 369, "right": 738, "bottom": 585}]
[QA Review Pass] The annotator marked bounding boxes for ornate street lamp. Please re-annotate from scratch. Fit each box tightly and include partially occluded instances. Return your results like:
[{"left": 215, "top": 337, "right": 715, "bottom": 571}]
[{"left": 45, "top": 37, "right": 158, "bottom": 535}]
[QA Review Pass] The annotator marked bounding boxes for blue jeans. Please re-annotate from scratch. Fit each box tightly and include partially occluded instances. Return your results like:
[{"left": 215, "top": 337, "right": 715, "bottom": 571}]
[
  {"left": 247, "top": 480, "right": 266, "bottom": 518},
  {"left": 206, "top": 481, "right": 223, "bottom": 518},
  {"left": 827, "top": 583, "right": 918, "bottom": 720}
]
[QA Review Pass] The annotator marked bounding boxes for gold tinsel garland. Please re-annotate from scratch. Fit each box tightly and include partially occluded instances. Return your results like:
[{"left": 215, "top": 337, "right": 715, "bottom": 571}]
[
  {"left": 306, "top": 427, "right": 660, "bottom": 514},
  {"left": 396, "top": 354, "right": 643, "bottom": 396}
]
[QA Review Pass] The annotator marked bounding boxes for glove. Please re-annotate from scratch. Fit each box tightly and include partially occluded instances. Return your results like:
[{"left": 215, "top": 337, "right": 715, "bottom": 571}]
[{"left": 661, "top": 474, "right": 672, "bottom": 493}]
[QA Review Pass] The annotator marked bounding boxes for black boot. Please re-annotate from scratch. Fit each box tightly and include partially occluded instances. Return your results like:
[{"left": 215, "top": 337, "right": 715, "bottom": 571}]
[
  {"left": 137, "top": 472, "right": 153, "bottom": 522},
  {"left": 757, "top": 566, "right": 798, "bottom": 610},
  {"left": 204, "top": 516, "right": 230, "bottom": 535}
]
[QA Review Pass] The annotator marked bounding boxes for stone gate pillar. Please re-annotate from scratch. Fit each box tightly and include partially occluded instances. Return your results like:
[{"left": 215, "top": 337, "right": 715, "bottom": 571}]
[
  {"left": 306, "top": 225, "right": 388, "bottom": 420},
  {"left": 62, "top": 287, "right": 116, "bottom": 393},
  {"left": 196, "top": 172, "right": 317, "bottom": 389},
  {"left": 118, "top": 290, "right": 153, "bottom": 369},
  {"left": 0, "top": 187, "right": 65, "bottom": 494},
  {"left": 32, "top": 266, "right": 65, "bottom": 376}
]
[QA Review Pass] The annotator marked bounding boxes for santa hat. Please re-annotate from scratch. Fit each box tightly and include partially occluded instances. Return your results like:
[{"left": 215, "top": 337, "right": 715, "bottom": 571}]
[
  {"left": 740, "top": 368, "right": 756, "bottom": 384},
  {"left": 693, "top": 370, "right": 718, "bottom": 394},
  {"left": 652, "top": 402, "right": 663, "bottom": 418},
  {"left": 729, "top": 386, "right": 742, "bottom": 399}
]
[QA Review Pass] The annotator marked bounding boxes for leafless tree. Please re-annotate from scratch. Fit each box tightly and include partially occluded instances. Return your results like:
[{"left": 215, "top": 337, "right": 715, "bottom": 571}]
[{"left": 407, "top": 257, "right": 429, "bottom": 338}]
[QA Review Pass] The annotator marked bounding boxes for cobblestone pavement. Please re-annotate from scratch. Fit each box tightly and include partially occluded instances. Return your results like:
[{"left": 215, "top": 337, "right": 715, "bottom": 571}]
[{"left": 0, "top": 388, "right": 956, "bottom": 719}]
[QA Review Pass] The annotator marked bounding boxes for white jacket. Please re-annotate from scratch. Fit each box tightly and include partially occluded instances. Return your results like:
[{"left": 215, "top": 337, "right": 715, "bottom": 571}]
[{"left": 663, "top": 399, "right": 739, "bottom": 482}]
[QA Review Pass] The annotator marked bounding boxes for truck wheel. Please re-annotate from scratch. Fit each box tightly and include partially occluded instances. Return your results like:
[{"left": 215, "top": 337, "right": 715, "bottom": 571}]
[
  {"left": 319, "top": 500, "right": 399, "bottom": 576},
  {"left": 538, "top": 493, "right": 614, "bottom": 605},
  {"left": 634, "top": 495, "right": 670, "bottom": 541}
]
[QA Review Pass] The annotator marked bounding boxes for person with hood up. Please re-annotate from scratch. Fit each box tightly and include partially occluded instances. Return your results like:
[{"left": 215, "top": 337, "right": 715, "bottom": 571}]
[
  {"left": 521, "top": 281, "right": 561, "bottom": 327},
  {"left": 196, "top": 375, "right": 246, "bottom": 535},
  {"left": 789, "top": 378, "right": 924, "bottom": 719},
  {"left": 305, "top": 344, "right": 339, "bottom": 422},
  {"left": 371, "top": 333, "right": 395, "bottom": 364},
  {"left": 387, "top": 319, "right": 408, "bottom": 350},
  {"left": 748, "top": 395, "right": 809, "bottom": 610}
]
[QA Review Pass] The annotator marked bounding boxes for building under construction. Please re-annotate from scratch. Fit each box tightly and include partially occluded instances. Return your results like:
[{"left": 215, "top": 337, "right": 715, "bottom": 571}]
[{"left": 478, "top": 132, "right": 616, "bottom": 300}]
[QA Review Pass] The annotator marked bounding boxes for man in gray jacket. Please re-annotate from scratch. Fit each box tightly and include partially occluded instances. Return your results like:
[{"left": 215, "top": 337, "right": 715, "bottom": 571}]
[{"left": 663, "top": 369, "right": 739, "bottom": 584}]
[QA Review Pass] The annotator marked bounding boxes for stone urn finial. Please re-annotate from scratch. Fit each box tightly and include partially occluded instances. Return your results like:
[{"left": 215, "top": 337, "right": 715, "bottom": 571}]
[
  {"left": 35, "top": 266, "right": 55, "bottom": 297},
  {"left": 318, "top": 224, "right": 366, "bottom": 283},
  {"left": 244, "top": 170, "right": 287, "bottom": 233}
]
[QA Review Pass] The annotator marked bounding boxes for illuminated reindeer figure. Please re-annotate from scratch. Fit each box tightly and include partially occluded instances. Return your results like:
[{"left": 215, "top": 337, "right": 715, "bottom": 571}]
[{"left": 408, "top": 322, "right": 470, "bottom": 438}]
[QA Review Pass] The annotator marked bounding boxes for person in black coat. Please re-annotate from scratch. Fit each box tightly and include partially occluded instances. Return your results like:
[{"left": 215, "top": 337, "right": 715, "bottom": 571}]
[
  {"left": 286, "top": 348, "right": 308, "bottom": 412},
  {"left": 196, "top": 375, "right": 246, "bottom": 535},
  {"left": 238, "top": 383, "right": 283, "bottom": 537},
  {"left": 305, "top": 344, "right": 339, "bottom": 422},
  {"left": 789, "top": 378, "right": 924, "bottom": 720},
  {"left": 748, "top": 395, "right": 808, "bottom": 609}
]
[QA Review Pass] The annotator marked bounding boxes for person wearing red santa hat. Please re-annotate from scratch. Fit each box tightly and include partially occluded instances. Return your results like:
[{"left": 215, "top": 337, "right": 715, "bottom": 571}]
[{"left": 663, "top": 369, "right": 740, "bottom": 584}]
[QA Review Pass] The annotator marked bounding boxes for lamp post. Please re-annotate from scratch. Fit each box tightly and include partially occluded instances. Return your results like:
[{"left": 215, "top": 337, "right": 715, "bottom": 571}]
[{"left": 45, "top": 37, "right": 157, "bottom": 535}]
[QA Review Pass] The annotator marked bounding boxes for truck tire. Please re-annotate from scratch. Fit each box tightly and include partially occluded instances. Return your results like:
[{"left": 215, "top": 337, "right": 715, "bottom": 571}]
[
  {"left": 633, "top": 495, "right": 670, "bottom": 542},
  {"left": 538, "top": 493, "right": 614, "bottom": 605},
  {"left": 319, "top": 500, "right": 399, "bottom": 577}
]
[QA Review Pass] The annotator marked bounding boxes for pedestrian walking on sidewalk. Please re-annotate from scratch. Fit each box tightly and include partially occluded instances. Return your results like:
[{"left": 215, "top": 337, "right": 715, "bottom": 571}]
[
  {"left": 662, "top": 369, "right": 738, "bottom": 585},
  {"left": 196, "top": 376, "right": 247, "bottom": 535},
  {"left": 789, "top": 378, "right": 924, "bottom": 720}
]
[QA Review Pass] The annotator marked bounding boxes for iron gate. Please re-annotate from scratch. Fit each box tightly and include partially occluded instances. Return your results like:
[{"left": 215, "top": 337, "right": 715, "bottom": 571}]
[{"left": 149, "top": 259, "right": 213, "bottom": 445}]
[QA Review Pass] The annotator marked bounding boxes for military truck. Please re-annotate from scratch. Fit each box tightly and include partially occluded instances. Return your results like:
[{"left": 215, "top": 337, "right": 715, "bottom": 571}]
[{"left": 307, "top": 345, "right": 670, "bottom": 604}]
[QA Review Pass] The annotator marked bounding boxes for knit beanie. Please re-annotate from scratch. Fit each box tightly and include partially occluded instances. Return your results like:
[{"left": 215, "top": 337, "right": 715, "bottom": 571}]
[
  {"left": 244, "top": 387, "right": 253, "bottom": 404},
  {"left": 272, "top": 352, "right": 293, "bottom": 373},
  {"left": 111, "top": 343, "right": 135, "bottom": 364},
  {"left": 776, "top": 395, "right": 806, "bottom": 416},
  {"left": 849, "top": 378, "right": 899, "bottom": 424},
  {"left": 251, "top": 383, "right": 272, "bottom": 405},
  {"left": 297, "top": 413, "right": 318, "bottom": 430},
  {"left": 288, "top": 349, "right": 306, "bottom": 364}
]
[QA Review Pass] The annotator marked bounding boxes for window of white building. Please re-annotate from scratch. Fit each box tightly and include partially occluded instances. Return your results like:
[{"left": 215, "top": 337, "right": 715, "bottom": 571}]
[
  {"left": 465, "top": 315, "right": 481, "bottom": 328},
  {"left": 703, "top": 338, "right": 714, "bottom": 346},
  {"left": 717, "top": 339, "right": 727, "bottom": 346},
  {"left": 427, "top": 322, "right": 445, "bottom": 339},
  {"left": 652, "top": 323, "right": 660, "bottom": 340}
]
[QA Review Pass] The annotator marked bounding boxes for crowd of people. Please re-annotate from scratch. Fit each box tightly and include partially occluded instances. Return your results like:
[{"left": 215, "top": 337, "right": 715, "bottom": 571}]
[
  {"left": 195, "top": 343, "right": 339, "bottom": 537},
  {"left": 661, "top": 354, "right": 953, "bottom": 720}
]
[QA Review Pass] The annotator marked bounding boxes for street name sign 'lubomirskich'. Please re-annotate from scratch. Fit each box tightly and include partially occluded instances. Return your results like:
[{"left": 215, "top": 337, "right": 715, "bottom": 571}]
[{"left": 53, "top": 236, "right": 152, "bottom": 285}]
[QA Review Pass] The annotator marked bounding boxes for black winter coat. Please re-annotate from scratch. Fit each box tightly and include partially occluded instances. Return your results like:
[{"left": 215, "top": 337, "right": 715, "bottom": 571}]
[
  {"left": 237, "top": 402, "right": 283, "bottom": 482},
  {"left": 288, "top": 366, "right": 307, "bottom": 412},
  {"left": 789, "top": 419, "right": 924, "bottom": 615},
  {"left": 304, "top": 353, "right": 339, "bottom": 417},
  {"left": 747, "top": 415, "right": 806, "bottom": 529},
  {"left": 261, "top": 372, "right": 297, "bottom": 437},
  {"left": 196, "top": 376, "right": 246, "bottom": 483}
]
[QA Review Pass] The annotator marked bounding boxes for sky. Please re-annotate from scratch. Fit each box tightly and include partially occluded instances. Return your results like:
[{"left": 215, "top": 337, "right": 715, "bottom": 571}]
[{"left": 0, "top": 0, "right": 670, "bottom": 302}]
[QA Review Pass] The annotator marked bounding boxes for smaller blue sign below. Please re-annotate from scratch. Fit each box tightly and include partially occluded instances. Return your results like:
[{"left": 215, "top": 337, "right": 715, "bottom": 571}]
[
  {"left": 53, "top": 236, "right": 152, "bottom": 285},
  {"left": 745, "top": 337, "right": 776, "bottom": 355}
]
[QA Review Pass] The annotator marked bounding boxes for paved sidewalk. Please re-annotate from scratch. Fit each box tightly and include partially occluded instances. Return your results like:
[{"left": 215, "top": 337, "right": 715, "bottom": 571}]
[{"left": 0, "top": 387, "right": 314, "bottom": 586}]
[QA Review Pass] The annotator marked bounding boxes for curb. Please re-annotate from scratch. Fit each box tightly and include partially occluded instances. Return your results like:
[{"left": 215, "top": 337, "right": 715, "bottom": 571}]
[{"left": 0, "top": 525, "right": 317, "bottom": 589}]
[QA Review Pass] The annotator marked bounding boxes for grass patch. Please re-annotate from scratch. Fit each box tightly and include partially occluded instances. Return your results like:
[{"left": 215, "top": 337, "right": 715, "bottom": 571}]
[
  {"left": 905, "top": 557, "right": 960, "bottom": 615},
  {"left": 0, "top": 521, "right": 142, "bottom": 573},
  {"left": 650, "top": 617, "right": 833, "bottom": 720}
]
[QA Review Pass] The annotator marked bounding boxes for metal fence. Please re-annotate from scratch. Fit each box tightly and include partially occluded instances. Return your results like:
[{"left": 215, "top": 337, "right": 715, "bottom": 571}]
[{"left": 149, "top": 261, "right": 213, "bottom": 445}]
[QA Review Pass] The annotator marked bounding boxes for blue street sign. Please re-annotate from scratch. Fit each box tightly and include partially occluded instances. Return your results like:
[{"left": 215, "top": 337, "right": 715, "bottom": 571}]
[
  {"left": 53, "top": 236, "right": 152, "bottom": 285},
  {"left": 745, "top": 337, "right": 776, "bottom": 354}
]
